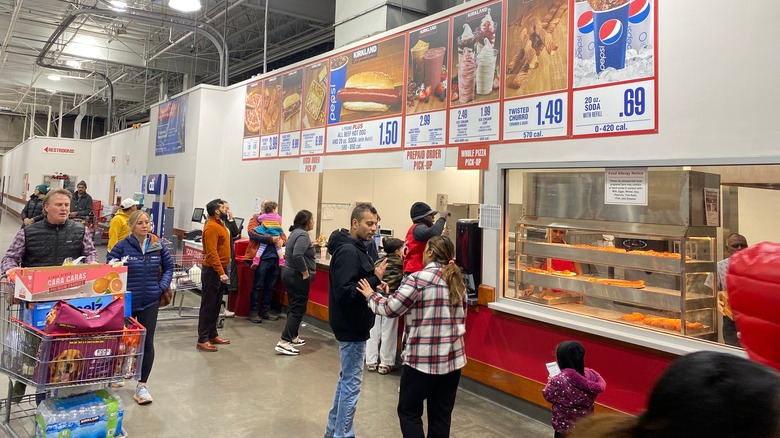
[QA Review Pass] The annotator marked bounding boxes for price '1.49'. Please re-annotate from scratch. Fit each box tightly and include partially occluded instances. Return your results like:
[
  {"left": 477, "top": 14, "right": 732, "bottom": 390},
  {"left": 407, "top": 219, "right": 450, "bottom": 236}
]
[
  {"left": 379, "top": 120, "right": 399, "bottom": 146},
  {"left": 536, "top": 99, "right": 563, "bottom": 126}
]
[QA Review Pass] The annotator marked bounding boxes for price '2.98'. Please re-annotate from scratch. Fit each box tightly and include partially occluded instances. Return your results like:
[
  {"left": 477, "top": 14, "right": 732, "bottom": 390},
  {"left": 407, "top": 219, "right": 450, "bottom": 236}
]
[
  {"left": 379, "top": 120, "right": 399, "bottom": 146},
  {"left": 536, "top": 99, "right": 563, "bottom": 126}
]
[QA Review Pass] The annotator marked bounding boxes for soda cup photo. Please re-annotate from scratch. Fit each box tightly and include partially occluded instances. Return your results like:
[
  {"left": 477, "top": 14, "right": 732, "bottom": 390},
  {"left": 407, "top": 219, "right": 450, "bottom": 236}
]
[
  {"left": 627, "top": 0, "right": 652, "bottom": 52},
  {"left": 327, "top": 55, "right": 349, "bottom": 124},
  {"left": 574, "top": 0, "right": 595, "bottom": 61},
  {"left": 591, "top": 0, "right": 630, "bottom": 74}
]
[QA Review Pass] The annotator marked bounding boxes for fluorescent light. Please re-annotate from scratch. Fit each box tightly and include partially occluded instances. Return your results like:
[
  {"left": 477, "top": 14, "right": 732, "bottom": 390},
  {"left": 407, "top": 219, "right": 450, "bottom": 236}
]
[
  {"left": 48, "top": 74, "right": 61, "bottom": 81},
  {"left": 65, "top": 59, "right": 81, "bottom": 68},
  {"left": 46, "top": 89, "right": 57, "bottom": 94},
  {"left": 109, "top": 0, "right": 127, "bottom": 10},
  {"left": 168, "top": 0, "right": 201, "bottom": 12}
]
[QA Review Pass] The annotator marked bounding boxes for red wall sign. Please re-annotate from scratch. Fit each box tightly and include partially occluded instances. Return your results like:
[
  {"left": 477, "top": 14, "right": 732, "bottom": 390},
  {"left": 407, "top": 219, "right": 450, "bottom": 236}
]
[{"left": 457, "top": 145, "right": 489, "bottom": 170}]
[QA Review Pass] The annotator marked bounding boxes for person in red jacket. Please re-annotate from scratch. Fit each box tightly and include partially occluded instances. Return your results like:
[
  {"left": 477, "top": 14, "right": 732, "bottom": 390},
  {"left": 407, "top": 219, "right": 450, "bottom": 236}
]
[
  {"left": 402, "top": 202, "right": 449, "bottom": 275},
  {"left": 726, "top": 241, "right": 780, "bottom": 372}
]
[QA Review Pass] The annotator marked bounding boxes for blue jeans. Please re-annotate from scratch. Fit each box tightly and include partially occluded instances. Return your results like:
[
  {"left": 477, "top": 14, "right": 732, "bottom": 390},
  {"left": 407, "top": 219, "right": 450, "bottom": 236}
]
[
  {"left": 249, "top": 257, "right": 279, "bottom": 314},
  {"left": 325, "top": 341, "right": 366, "bottom": 438}
]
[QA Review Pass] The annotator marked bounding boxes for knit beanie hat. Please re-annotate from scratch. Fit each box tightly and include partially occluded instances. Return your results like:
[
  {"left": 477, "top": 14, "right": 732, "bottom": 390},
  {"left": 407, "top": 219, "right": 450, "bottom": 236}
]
[
  {"left": 410, "top": 202, "right": 436, "bottom": 221},
  {"left": 382, "top": 237, "right": 404, "bottom": 254},
  {"left": 36, "top": 184, "right": 49, "bottom": 195},
  {"left": 77, "top": 180, "right": 87, "bottom": 188}
]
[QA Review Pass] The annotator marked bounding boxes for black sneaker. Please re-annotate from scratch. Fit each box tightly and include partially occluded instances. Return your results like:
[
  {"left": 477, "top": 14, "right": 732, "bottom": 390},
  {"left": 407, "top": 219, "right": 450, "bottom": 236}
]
[
  {"left": 249, "top": 314, "right": 263, "bottom": 323},
  {"left": 261, "top": 313, "right": 279, "bottom": 321}
]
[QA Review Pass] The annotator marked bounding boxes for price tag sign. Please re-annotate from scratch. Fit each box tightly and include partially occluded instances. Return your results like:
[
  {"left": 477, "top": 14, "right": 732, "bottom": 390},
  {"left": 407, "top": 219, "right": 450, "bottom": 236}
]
[
  {"left": 573, "top": 80, "right": 655, "bottom": 136},
  {"left": 301, "top": 128, "right": 326, "bottom": 155},
  {"left": 503, "top": 93, "right": 568, "bottom": 141},
  {"left": 405, "top": 111, "right": 447, "bottom": 147},
  {"left": 448, "top": 102, "right": 500, "bottom": 144},
  {"left": 242, "top": 137, "right": 259, "bottom": 160},
  {"left": 403, "top": 148, "right": 446, "bottom": 171},
  {"left": 326, "top": 117, "right": 402, "bottom": 153},
  {"left": 260, "top": 135, "right": 279, "bottom": 158},
  {"left": 299, "top": 155, "right": 324, "bottom": 173},
  {"left": 279, "top": 132, "right": 301, "bottom": 157}
]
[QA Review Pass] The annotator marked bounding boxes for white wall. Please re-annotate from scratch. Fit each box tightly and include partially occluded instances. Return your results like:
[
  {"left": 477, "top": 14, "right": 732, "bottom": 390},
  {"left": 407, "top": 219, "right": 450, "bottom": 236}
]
[
  {"left": 90, "top": 126, "right": 149, "bottom": 210},
  {"left": 738, "top": 187, "right": 780, "bottom": 245}
]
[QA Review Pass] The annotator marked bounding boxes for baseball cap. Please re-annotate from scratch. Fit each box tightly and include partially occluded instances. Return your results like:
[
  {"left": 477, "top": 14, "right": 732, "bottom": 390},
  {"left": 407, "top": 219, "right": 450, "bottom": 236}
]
[{"left": 120, "top": 198, "right": 139, "bottom": 209}]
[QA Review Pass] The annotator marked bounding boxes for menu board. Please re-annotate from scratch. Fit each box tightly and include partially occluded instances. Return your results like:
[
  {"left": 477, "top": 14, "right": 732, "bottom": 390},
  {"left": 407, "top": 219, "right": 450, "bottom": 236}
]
[
  {"left": 448, "top": 2, "right": 503, "bottom": 144},
  {"left": 280, "top": 69, "right": 302, "bottom": 156},
  {"left": 242, "top": 80, "right": 262, "bottom": 160},
  {"left": 301, "top": 61, "right": 328, "bottom": 155},
  {"left": 405, "top": 20, "right": 450, "bottom": 148},
  {"left": 259, "top": 76, "right": 281, "bottom": 158},
  {"left": 503, "top": 0, "right": 569, "bottom": 141},
  {"left": 326, "top": 35, "right": 406, "bottom": 153},
  {"left": 571, "top": 0, "right": 656, "bottom": 137}
]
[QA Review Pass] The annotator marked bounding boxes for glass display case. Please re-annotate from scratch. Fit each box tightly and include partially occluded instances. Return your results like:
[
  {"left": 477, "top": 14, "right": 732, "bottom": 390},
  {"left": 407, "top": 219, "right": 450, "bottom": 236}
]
[{"left": 511, "top": 218, "right": 717, "bottom": 338}]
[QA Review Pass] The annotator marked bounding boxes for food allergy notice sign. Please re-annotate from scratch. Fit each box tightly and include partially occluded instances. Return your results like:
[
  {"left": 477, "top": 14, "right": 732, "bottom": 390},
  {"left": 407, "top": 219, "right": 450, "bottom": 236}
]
[{"left": 605, "top": 168, "right": 647, "bottom": 205}]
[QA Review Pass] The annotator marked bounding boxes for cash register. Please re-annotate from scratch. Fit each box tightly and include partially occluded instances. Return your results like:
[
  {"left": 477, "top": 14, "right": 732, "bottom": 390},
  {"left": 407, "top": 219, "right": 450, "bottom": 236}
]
[{"left": 184, "top": 207, "right": 205, "bottom": 241}]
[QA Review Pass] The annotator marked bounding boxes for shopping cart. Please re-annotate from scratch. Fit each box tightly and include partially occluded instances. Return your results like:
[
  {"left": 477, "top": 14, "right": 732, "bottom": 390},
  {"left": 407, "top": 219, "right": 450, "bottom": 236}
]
[
  {"left": 0, "top": 280, "right": 145, "bottom": 437},
  {"left": 159, "top": 250, "right": 226, "bottom": 328}
]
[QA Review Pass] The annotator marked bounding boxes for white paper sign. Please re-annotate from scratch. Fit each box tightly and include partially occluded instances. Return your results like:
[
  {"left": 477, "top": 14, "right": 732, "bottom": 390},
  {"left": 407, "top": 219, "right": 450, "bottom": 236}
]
[
  {"left": 573, "top": 79, "right": 656, "bottom": 136},
  {"left": 300, "top": 155, "right": 324, "bottom": 173},
  {"left": 503, "top": 93, "right": 568, "bottom": 141},
  {"left": 301, "top": 128, "right": 326, "bottom": 155},
  {"left": 403, "top": 148, "right": 446, "bottom": 171},
  {"left": 605, "top": 169, "right": 648, "bottom": 205},
  {"left": 479, "top": 204, "right": 501, "bottom": 229},
  {"left": 279, "top": 132, "right": 301, "bottom": 157},
  {"left": 326, "top": 117, "right": 402, "bottom": 153},
  {"left": 260, "top": 135, "right": 279, "bottom": 158},
  {"left": 448, "top": 102, "right": 500, "bottom": 144},
  {"left": 242, "top": 137, "right": 259, "bottom": 160},
  {"left": 405, "top": 111, "right": 447, "bottom": 147}
]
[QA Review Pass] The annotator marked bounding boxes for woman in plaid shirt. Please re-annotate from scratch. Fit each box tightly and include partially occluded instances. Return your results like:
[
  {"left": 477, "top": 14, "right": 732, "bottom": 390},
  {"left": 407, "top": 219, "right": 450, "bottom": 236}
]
[{"left": 358, "top": 235, "right": 467, "bottom": 438}]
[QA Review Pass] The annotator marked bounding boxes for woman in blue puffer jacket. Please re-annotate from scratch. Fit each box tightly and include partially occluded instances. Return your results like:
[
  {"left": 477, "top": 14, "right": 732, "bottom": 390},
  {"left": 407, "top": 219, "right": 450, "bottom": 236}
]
[{"left": 107, "top": 210, "right": 174, "bottom": 405}]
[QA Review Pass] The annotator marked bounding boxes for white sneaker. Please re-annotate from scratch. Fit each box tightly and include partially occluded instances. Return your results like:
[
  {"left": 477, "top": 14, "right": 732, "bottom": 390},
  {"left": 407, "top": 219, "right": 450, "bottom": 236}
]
[
  {"left": 224, "top": 309, "right": 236, "bottom": 318},
  {"left": 290, "top": 337, "right": 305, "bottom": 347},
  {"left": 275, "top": 341, "right": 300, "bottom": 356},
  {"left": 134, "top": 385, "right": 153, "bottom": 405}
]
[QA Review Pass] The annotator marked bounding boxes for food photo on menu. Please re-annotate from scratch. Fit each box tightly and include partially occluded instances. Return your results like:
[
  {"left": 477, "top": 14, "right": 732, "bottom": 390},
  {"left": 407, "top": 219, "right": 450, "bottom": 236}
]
[
  {"left": 302, "top": 62, "right": 328, "bottom": 129},
  {"left": 450, "top": 3, "right": 502, "bottom": 106},
  {"left": 406, "top": 20, "right": 450, "bottom": 115},
  {"left": 281, "top": 69, "right": 303, "bottom": 133},
  {"left": 573, "top": 0, "right": 654, "bottom": 87},
  {"left": 327, "top": 34, "right": 406, "bottom": 124},
  {"left": 504, "top": 0, "right": 568, "bottom": 98},
  {"left": 261, "top": 76, "right": 282, "bottom": 135},
  {"left": 243, "top": 81, "right": 262, "bottom": 137}
]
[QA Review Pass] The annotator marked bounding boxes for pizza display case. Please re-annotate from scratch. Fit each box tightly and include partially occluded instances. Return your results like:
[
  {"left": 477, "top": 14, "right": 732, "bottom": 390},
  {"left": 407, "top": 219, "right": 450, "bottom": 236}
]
[{"left": 506, "top": 170, "right": 721, "bottom": 339}]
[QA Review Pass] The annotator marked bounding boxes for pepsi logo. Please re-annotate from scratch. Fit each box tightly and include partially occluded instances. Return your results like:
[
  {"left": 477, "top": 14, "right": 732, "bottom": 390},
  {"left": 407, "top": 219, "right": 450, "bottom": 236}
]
[
  {"left": 599, "top": 19, "right": 623, "bottom": 45},
  {"left": 628, "top": 0, "right": 651, "bottom": 24},
  {"left": 577, "top": 10, "right": 594, "bottom": 33}
]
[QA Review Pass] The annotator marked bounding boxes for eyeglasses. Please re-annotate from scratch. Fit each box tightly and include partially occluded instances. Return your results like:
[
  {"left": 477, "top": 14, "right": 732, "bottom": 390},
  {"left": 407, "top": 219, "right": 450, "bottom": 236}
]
[{"left": 729, "top": 243, "right": 748, "bottom": 250}]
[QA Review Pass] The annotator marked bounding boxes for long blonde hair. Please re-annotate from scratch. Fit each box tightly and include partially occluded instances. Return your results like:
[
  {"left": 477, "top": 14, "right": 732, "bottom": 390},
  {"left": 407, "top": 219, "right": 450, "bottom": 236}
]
[{"left": 426, "top": 236, "right": 466, "bottom": 307}]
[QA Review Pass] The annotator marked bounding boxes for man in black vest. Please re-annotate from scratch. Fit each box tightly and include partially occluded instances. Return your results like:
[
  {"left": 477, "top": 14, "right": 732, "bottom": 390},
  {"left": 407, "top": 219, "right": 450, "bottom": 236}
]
[{"left": 2, "top": 188, "right": 98, "bottom": 400}]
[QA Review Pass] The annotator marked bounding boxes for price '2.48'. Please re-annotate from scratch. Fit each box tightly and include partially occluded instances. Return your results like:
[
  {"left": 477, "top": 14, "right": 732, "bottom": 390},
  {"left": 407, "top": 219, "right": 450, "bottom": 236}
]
[
  {"left": 536, "top": 99, "right": 563, "bottom": 126},
  {"left": 378, "top": 120, "right": 399, "bottom": 146}
]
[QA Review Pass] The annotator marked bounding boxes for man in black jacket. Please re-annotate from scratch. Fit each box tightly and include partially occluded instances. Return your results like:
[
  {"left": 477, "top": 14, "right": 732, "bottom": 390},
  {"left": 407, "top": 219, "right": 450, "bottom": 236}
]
[
  {"left": 325, "top": 203, "right": 386, "bottom": 438},
  {"left": 69, "top": 180, "right": 93, "bottom": 220},
  {"left": 21, "top": 184, "right": 48, "bottom": 227}
]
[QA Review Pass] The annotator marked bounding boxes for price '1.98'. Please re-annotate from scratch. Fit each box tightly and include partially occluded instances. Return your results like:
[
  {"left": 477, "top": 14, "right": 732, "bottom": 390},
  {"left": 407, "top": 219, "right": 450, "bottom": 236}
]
[
  {"left": 536, "top": 99, "right": 563, "bottom": 126},
  {"left": 379, "top": 121, "right": 399, "bottom": 146}
]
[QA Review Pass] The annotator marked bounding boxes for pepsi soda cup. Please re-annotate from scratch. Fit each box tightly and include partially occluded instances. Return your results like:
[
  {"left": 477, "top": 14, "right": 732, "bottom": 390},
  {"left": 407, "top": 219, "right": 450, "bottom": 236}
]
[
  {"left": 574, "top": 0, "right": 594, "bottom": 60},
  {"left": 592, "top": 1, "right": 630, "bottom": 74},
  {"left": 627, "top": 0, "right": 652, "bottom": 51}
]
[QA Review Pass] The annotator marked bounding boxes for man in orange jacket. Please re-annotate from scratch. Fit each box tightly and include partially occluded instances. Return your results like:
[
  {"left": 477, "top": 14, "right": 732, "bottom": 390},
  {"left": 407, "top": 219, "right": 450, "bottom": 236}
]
[{"left": 196, "top": 199, "right": 232, "bottom": 352}]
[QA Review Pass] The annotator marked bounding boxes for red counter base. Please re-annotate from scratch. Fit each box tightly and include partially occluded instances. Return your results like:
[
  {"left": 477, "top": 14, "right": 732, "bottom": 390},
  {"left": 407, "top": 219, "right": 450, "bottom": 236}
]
[{"left": 227, "top": 256, "right": 253, "bottom": 317}]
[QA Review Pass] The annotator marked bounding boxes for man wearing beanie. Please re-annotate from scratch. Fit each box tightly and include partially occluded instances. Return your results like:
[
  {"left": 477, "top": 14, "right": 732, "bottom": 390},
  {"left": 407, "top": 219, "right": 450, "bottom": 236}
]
[
  {"left": 402, "top": 201, "right": 450, "bottom": 274},
  {"left": 21, "top": 184, "right": 48, "bottom": 227},
  {"left": 107, "top": 197, "right": 139, "bottom": 251},
  {"left": 70, "top": 180, "right": 93, "bottom": 220}
]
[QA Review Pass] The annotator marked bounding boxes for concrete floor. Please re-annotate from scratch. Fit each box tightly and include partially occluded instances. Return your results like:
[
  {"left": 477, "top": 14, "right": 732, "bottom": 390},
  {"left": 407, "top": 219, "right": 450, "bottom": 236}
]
[{"left": 0, "top": 211, "right": 552, "bottom": 437}]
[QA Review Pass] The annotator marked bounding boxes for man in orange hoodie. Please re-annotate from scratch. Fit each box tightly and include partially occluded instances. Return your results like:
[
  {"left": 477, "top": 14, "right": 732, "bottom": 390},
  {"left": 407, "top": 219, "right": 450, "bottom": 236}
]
[{"left": 196, "top": 199, "right": 232, "bottom": 352}]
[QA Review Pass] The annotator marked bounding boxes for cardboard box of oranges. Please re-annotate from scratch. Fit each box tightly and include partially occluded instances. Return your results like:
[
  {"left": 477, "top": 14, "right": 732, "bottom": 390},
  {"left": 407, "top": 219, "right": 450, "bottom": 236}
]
[{"left": 13, "top": 264, "right": 128, "bottom": 302}]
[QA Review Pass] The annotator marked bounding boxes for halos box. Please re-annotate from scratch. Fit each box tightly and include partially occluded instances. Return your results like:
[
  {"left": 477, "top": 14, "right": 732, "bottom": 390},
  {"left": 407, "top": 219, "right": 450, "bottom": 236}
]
[{"left": 13, "top": 264, "right": 128, "bottom": 302}]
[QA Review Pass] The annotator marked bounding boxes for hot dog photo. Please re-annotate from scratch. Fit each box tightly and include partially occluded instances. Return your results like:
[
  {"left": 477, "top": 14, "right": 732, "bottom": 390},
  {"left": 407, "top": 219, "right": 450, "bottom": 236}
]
[
  {"left": 281, "top": 68, "right": 303, "bottom": 133},
  {"left": 327, "top": 34, "right": 406, "bottom": 124}
]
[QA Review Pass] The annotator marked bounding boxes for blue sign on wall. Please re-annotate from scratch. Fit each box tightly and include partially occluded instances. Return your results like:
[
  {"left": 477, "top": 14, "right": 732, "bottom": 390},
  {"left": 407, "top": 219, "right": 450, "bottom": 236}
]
[{"left": 155, "top": 95, "right": 187, "bottom": 156}]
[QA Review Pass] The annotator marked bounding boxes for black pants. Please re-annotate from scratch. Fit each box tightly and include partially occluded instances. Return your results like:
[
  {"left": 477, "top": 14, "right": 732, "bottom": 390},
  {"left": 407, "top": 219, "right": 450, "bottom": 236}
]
[
  {"left": 250, "top": 258, "right": 279, "bottom": 315},
  {"left": 198, "top": 265, "right": 225, "bottom": 343},
  {"left": 132, "top": 304, "right": 159, "bottom": 383},
  {"left": 398, "top": 365, "right": 462, "bottom": 438},
  {"left": 280, "top": 267, "right": 311, "bottom": 342},
  {"left": 723, "top": 316, "right": 739, "bottom": 346}
]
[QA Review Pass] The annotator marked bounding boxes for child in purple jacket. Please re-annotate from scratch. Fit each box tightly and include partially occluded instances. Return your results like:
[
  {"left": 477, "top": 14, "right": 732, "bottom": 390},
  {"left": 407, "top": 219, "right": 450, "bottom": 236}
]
[{"left": 542, "top": 341, "right": 606, "bottom": 437}]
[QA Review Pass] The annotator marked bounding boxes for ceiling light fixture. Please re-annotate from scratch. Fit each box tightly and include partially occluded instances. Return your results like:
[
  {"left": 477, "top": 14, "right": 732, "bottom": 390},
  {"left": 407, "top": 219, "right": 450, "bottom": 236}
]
[
  {"left": 65, "top": 59, "right": 81, "bottom": 68},
  {"left": 109, "top": 0, "right": 127, "bottom": 10},
  {"left": 47, "top": 74, "right": 61, "bottom": 81},
  {"left": 168, "top": 0, "right": 201, "bottom": 12}
]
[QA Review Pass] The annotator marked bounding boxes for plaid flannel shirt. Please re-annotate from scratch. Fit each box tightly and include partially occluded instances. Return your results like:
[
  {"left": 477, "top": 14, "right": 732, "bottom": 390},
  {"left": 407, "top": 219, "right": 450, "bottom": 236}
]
[{"left": 366, "top": 261, "right": 467, "bottom": 375}]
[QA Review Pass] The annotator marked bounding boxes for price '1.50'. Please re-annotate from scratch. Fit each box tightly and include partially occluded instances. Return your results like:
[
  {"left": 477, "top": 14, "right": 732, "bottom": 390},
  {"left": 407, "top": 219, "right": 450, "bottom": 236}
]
[
  {"left": 536, "top": 99, "right": 563, "bottom": 126},
  {"left": 379, "top": 120, "right": 399, "bottom": 146}
]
